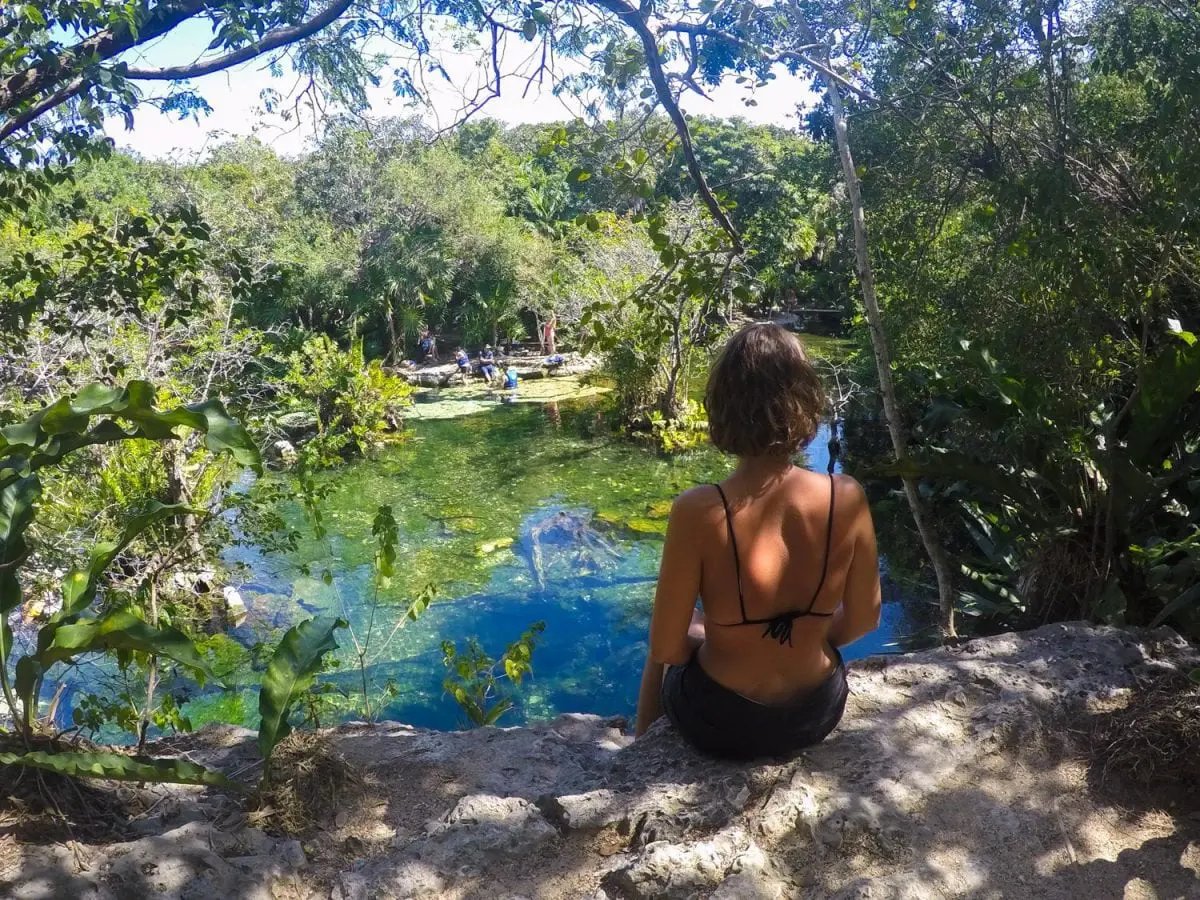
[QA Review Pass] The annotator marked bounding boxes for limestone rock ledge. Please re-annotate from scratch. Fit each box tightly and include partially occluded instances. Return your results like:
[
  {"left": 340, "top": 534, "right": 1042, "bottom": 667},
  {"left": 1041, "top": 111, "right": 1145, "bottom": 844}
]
[{"left": 5, "top": 623, "right": 1199, "bottom": 900}]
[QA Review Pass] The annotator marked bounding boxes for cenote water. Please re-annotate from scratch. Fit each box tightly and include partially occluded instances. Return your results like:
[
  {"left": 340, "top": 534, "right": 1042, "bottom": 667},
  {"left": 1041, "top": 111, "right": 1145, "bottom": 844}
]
[{"left": 46, "top": 377, "right": 934, "bottom": 737}]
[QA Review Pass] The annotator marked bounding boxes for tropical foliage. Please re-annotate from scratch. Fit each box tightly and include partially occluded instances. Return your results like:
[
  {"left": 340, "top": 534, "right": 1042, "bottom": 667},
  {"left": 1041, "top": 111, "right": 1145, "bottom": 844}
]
[{"left": 2, "top": 0, "right": 1199, "bottom": 796}]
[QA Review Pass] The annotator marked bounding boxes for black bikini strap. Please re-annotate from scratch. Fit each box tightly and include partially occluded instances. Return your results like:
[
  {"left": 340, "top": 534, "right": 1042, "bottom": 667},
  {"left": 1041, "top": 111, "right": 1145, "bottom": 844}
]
[
  {"left": 806, "top": 474, "right": 836, "bottom": 614},
  {"left": 711, "top": 483, "right": 747, "bottom": 622}
]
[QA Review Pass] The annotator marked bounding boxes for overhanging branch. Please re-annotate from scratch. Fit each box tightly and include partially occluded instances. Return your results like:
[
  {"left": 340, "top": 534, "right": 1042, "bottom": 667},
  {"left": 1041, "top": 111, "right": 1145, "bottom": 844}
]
[
  {"left": 664, "top": 22, "right": 879, "bottom": 105},
  {"left": 590, "top": 0, "right": 745, "bottom": 255},
  {"left": 0, "top": 78, "right": 86, "bottom": 143},
  {"left": 124, "top": 0, "right": 355, "bottom": 82},
  {"left": 0, "top": 0, "right": 210, "bottom": 113}
]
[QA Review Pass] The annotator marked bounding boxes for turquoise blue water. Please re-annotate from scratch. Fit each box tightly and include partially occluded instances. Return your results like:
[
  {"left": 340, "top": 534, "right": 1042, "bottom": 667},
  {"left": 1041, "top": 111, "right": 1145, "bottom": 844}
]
[{"left": 208, "top": 397, "right": 933, "bottom": 731}]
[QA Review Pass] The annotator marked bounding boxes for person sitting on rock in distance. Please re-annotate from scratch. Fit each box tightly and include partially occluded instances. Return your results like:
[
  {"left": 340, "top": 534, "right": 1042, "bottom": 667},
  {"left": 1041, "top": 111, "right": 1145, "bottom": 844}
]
[
  {"left": 635, "top": 323, "right": 881, "bottom": 759},
  {"left": 454, "top": 347, "right": 471, "bottom": 384},
  {"left": 419, "top": 330, "right": 438, "bottom": 362},
  {"left": 479, "top": 345, "right": 498, "bottom": 384}
]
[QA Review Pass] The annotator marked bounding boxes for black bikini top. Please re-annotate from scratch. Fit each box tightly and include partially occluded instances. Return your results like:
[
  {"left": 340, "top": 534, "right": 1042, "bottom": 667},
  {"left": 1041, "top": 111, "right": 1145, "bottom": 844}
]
[{"left": 709, "top": 474, "right": 836, "bottom": 646}]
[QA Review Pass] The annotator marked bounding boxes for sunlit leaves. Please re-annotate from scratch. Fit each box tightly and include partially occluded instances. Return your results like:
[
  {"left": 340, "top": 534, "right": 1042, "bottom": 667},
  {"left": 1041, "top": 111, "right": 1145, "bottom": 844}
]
[
  {"left": 258, "top": 615, "right": 347, "bottom": 761},
  {"left": 0, "top": 749, "right": 236, "bottom": 788},
  {"left": 440, "top": 622, "right": 545, "bottom": 727}
]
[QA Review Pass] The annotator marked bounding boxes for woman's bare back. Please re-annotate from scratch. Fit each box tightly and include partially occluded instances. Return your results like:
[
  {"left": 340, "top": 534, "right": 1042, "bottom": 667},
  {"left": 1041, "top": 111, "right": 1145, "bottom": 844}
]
[{"left": 690, "top": 466, "right": 878, "bottom": 703}]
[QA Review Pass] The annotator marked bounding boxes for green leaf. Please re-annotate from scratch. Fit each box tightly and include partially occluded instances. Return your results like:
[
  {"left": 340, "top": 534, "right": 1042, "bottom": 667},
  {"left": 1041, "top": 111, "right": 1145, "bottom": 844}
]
[
  {"left": 1127, "top": 334, "right": 1200, "bottom": 466},
  {"left": 0, "top": 749, "right": 236, "bottom": 788},
  {"left": 406, "top": 584, "right": 435, "bottom": 622},
  {"left": 57, "top": 502, "right": 202, "bottom": 623},
  {"left": 0, "top": 476, "right": 41, "bottom": 614},
  {"left": 0, "top": 382, "right": 262, "bottom": 476},
  {"left": 482, "top": 698, "right": 513, "bottom": 726},
  {"left": 1148, "top": 582, "right": 1200, "bottom": 628},
  {"left": 35, "top": 610, "right": 214, "bottom": 675},
  {"left": 258, "top": 616, "right": 346, "bottom": 761}
]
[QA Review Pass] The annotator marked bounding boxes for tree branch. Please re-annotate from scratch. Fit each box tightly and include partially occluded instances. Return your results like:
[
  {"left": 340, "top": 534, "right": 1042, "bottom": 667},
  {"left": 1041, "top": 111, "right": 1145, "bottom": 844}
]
[
  {"left": 0, "top": 78, "right": 86, "bottom": 143},
  {"left": 124, "top": 0, "right": 355, "bottom": 82},
  {"left": 589, "top": 0, "right": 745, "bottom": 254},
  {"left": 0, "top": 0, "right": 211, "bottom": 112},
  {"left": 664, "top": 22, "right": 878, "bottom": 105}
]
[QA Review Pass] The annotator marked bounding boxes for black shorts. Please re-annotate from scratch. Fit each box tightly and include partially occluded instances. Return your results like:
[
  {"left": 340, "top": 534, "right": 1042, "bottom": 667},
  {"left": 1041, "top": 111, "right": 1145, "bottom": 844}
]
[{"left": 661, "top": 646, "right": 848, "bottom": 760}]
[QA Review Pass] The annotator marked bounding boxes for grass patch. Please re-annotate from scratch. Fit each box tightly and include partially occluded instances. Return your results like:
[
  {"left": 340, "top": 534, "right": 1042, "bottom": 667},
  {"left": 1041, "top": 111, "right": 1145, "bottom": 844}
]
[{"left": 1090, "top": 671, "right": 1200, "bottom": 788}]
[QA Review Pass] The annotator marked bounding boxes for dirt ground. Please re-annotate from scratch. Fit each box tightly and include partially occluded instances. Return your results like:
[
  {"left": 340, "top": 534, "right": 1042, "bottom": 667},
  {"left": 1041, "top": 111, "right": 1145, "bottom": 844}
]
[{"left": 3, "top": 624, "right": 1199, "bottom": 899}]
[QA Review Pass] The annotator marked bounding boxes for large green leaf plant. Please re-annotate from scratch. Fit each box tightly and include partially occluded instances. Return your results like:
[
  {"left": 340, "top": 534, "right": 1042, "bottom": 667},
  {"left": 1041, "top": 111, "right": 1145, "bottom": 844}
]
[
  {"left": 0, "top": 381, "right": 260, "bottom": 785},
  {"left": 887, "top": 331, "right": 1200, "bottom": 632}
]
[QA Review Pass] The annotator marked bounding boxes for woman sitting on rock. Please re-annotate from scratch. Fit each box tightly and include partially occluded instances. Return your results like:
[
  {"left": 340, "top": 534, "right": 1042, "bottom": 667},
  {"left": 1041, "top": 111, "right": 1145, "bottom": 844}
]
[{"left": 635, "top": 323, "right": 881, "bottom": 759}]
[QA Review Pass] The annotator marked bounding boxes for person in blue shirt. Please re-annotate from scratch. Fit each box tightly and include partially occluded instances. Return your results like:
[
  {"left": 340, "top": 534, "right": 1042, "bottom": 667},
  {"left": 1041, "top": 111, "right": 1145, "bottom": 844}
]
[
  {"left": 479, "top": 345, "right": 497, "bottom": 384},
  {"left": 418, "top": 330, "right": 438, "bottom": 362},
  {"left": 503, "top": 365, "right": 519, "bottom": 391},
  {"left": 454, "top": 347, "right": 471, "bottom": 384}
]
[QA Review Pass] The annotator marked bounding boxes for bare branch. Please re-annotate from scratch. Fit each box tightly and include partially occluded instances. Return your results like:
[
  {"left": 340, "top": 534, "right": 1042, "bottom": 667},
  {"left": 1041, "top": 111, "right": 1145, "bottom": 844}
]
[
  {"left": 124, "top": 0, "right": 355, "bottom": 82},
  {"left": 589, "top": 0, "right": 745, "bottom": 254}
]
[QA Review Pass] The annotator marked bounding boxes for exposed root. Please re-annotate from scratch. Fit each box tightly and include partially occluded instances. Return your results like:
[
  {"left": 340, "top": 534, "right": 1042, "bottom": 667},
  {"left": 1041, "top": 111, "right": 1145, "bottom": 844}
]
[
  {"left": 1090, "top": 672, "right": 1200, "bottom": 788},
  {"left": 0, "top": 733, "right": 150, "bottom": 842},
  {"left": 249, "top": 731, "right": 366, "bottom": 836}
]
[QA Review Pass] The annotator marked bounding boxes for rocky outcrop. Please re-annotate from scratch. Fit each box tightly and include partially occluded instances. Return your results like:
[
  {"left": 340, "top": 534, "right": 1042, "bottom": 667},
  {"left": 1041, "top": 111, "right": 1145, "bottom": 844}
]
[
  {"left": 401, "top": 351, "right": 598, "bottom": 387},
  {"left": 5, "top": 624, "right": 1199, "bottom": 900}
]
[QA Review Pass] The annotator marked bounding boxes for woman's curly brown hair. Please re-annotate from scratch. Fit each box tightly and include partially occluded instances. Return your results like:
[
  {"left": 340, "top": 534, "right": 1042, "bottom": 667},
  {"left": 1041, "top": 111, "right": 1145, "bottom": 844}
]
[{"left": 705, "top": 324, "right": 826, "bottom": 457}]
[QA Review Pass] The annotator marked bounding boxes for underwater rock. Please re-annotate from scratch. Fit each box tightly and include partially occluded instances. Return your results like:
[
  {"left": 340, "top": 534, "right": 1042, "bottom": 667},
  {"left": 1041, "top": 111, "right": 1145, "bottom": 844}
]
[{"left": 476, "top": 536, "right": 516, "bottom": 555}]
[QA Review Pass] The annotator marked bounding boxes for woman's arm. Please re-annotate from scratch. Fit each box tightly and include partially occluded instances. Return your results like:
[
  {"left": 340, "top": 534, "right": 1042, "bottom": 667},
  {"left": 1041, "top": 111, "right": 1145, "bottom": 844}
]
[
  {"left": 827, "top": 476, "right": 882, "bottom": 648},
  {"left": 648, "top": 491, "right": 705, "bottom": 664},
  {"left": 635, "top": 491, "right": 705, "bottom": 736}
]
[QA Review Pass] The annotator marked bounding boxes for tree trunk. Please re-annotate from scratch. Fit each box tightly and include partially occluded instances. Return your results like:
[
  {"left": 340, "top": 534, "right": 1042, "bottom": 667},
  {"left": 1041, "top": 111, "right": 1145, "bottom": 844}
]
[
  {"left": 163, "top": 444, "right": 202, "bottom": 558},
  {"left": 138, "top": 580, "right": 159, "bottom": 754},
  {"left": 808, "top": 26, "right": 958, "bottom": 635},
  {"left": 385, "top": 302, "right": 401, "bottom": 365}
]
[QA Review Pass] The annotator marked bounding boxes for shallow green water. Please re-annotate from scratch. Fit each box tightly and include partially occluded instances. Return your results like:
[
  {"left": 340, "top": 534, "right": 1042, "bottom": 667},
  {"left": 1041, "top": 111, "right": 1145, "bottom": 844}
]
[{"left": 197, "top": 386, "right": 931, "bottom": 731}]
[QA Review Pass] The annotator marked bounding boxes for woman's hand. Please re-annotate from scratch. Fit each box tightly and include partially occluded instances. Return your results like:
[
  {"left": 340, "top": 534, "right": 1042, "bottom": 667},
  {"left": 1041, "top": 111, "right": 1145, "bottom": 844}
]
[{"left": 635, "top": 653, "right": 665, "bottom": 737}]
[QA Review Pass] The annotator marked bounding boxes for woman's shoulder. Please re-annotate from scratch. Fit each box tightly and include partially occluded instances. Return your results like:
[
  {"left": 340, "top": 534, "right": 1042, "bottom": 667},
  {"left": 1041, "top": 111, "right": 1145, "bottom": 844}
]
[
  {"left": 785, "top": 470, "right": 869, "bottom": 522},
  {"left": 830, "top": 472, "right": 867, "bottom": 504},
  {"left": 670, "top": 484, "right": 725, "bottom": 525}
]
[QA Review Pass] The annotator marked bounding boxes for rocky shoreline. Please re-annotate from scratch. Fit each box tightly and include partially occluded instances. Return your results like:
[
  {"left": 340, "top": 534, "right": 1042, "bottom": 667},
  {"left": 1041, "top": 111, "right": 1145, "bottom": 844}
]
[
  {"left": 5, "top": 623, "right": 1200, "bottom": 899},
  {"left": 400, "top": 351, "right": 600, "bottom": 388}
]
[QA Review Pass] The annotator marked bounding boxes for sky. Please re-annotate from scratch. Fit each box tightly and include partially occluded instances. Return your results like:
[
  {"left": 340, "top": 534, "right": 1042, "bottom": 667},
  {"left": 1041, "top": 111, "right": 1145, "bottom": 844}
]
[{"left": 105, "top": 17, "right": 818, "bottom": 161}]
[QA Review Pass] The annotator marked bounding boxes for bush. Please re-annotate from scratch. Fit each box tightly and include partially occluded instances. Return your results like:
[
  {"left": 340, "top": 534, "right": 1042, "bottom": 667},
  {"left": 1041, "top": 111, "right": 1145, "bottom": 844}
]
[{"left": 282, "top": 335, "right": 413, "bottom": 463}]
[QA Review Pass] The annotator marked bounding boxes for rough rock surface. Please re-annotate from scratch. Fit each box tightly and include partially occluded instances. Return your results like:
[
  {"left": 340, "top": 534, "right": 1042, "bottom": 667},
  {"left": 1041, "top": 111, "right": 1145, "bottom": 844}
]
[
  {"left": 401, "top": 352, "right": 598, "bottom": 387},
  {"left": 4, "top": 624, "right": 1200, "bottom": 900}
]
